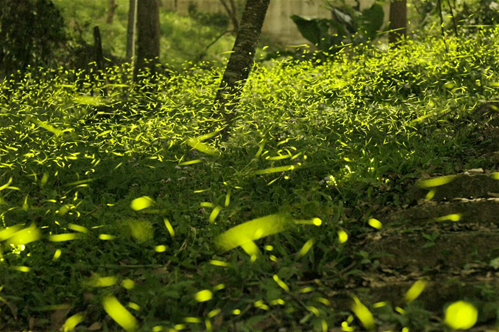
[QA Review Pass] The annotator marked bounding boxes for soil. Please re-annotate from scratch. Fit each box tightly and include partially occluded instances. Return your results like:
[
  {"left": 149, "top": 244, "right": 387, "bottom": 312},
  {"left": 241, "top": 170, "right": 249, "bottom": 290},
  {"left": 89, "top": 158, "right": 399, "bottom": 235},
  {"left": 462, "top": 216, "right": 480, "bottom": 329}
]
[{"left": 327, "top": 101, "right": 499, "bottom": 331}]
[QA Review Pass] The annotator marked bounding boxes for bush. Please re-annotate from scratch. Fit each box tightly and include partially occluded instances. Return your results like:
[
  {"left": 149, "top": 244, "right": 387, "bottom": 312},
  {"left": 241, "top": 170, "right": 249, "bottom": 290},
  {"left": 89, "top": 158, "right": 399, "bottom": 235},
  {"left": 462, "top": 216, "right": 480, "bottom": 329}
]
[{"left": 0, "top": 0, "right": 68, "bottom": 79}]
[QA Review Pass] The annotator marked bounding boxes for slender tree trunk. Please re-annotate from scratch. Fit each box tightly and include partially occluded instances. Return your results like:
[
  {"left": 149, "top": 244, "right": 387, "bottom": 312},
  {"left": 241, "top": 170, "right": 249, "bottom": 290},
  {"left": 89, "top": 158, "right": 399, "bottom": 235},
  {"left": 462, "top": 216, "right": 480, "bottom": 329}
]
[
  {"left": 134, "top": 0, "right": 161, "bottom": 82},
  {"left": 388, "top": 0, "right": 407, "bottom": 47},
  {"left": 213, "top": 0, "right": 270, "bottom": 139},
  {"left": 219, "top": 0, "right": 239, "bottom": 32},
  {"left": 106, "top": 0, "right": 118, "bottom": 24},
  {"left": 93, "top": 26, "right": 105, "bottom": 73},
  {"left": 93, "top": 26, "right": 109, "bottom": 95},
  {"left": 126, "top": 0, "right": 138, "bottom": 66}
]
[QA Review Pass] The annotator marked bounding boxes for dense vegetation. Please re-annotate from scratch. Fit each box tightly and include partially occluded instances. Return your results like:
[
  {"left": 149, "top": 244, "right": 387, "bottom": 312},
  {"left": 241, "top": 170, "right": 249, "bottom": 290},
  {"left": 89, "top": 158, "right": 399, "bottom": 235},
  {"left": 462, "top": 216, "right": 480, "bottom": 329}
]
[
  {"left": 1, "top": 20, "right": 499, "bottom": 330},
  {"left": 46, "top": 0, "right": 243, "bottom": 69}
]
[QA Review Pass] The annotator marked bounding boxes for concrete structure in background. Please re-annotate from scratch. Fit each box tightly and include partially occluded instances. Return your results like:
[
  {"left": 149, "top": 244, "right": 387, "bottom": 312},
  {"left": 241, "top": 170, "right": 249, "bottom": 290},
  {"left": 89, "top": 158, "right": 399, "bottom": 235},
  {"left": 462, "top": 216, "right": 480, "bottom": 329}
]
[{"left": 162, "top": 0, "right": 389, "bottom": 45}]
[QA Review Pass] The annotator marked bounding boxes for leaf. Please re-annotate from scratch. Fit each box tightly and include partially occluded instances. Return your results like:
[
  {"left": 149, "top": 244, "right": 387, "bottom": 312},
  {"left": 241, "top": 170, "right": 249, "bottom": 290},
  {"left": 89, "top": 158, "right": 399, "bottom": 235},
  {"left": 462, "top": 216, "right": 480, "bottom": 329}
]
[
  {"left": 290, "top": 15, "right": 331, "bottom": 48},
  {"left": 332, "top": 8, "right": 353, "bottom": 25},
  {"left": 489, "top": 257, "right": 499, "bottom": 269},
  {"left": 361, "top": 3, "right": 384, "bottom": 40},
  {"left": 88, "top": 322, "right": 103, "bottom": 331},
  {"left": 422, "top": 233, "right": 433, "bottom": 241}
]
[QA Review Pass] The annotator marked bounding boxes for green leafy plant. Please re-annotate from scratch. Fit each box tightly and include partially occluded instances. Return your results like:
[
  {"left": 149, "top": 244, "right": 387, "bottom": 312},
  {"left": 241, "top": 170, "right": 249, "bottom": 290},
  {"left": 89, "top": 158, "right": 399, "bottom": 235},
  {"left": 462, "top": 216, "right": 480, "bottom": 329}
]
[
  {"left": 422, "top": 231, "right": 440, "bottom": 248},
  {"left": 412, "top": 0, "right": 499, "bottom": 38},
  {"left": 291, "top": 0, "right": 384, "bottom": 55}
]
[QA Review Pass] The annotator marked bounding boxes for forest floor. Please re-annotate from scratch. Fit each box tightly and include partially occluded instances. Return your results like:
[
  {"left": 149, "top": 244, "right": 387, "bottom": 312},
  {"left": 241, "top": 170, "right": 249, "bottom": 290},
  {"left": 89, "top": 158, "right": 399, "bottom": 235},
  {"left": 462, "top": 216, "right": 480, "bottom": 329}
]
[
  {"left": 247, "top": 101, "right": 499, "bottom": 332},
  {"left": 1, "top": 31, "right": 499, "bottom": 331}
]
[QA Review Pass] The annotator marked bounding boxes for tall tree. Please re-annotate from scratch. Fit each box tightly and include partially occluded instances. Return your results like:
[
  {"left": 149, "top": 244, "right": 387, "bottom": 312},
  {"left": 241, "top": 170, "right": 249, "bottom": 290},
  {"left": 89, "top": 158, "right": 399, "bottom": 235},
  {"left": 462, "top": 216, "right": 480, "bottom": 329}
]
[
  {"left": 106, "top": 0, "right": 118, "bottom": 24},
  {"left": 126, "top": 0, "right": 138, "bottom": 66},
  {"left": 133, "top": 0, "right": 161, "bottom": 82},
  {"left": 92, "top": 26, "right": 109, "bottom": 95},
  {"left": 219, "top": 0, "right": 239, "bottom": 32},
  {"left": 213, "top": 0, "right": 271, "bottom": 139},
  {"left": 388, "top": 0, "right": 407, "bottom": 47},
  {"left": 93, "top": 26, "right": 105, "bottom": 75}
]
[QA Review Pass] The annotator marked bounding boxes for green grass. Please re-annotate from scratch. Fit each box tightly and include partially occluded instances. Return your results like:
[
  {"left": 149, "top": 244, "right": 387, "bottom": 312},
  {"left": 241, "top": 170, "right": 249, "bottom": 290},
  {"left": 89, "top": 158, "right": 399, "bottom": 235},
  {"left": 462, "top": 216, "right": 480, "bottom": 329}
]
[{"left": 0, "top": 26, "right": 499, "bottom": 331}]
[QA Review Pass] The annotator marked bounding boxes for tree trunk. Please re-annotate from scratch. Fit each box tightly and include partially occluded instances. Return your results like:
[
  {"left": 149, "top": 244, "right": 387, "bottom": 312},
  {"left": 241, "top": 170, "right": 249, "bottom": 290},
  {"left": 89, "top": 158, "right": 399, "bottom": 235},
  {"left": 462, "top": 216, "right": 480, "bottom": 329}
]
[
  {"left": 213, "top": 0, "right": 270, "bottom": 139},
  {"left": 93, "top": 26, "right": 109, "bottom": 95},
  {"left": 134, "top": 0, "right": 161, "bottom": 82},
  {"left": 93, "top": 26, "right": 105, "bottom": 73},
  {"left": 106, "top": 0, "right": 118, "bottom": 24},
  {"left": 388, "top": 0, "right": 407, "bottom": 47},
  {"left": 126, "top": 0, "right": 138, "bottom": 66}
]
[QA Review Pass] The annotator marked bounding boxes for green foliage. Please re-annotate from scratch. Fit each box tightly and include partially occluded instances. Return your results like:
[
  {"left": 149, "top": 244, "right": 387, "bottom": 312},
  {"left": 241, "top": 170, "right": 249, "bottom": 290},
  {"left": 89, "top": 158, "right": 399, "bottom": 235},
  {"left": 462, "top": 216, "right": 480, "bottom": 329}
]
[
  {"left": 52, "top": 0, "right": 235, "bottom": 69},
  {"left": 452, "top": 0, "right": 499, "bottom": 34},
  {"left": 1, "top": 26, "right": 499, "bottom": 331},
  {"left": 0, "top": 0, "right": 68, "bottom": 78},
  {"left": 159, "top": 11, "right": 234, "bottom": 66},
  {"left": 53, "top": 0, "right": 129, "bottom": 53},
  {"left": 291, "top": 0, "right": 384, "bottom": 55},
  {"left": 412, "top": 0, "right": 499, "bottom": 38},
  {"left": 187, "top": 2, "right": 230, "bottom": 28}
]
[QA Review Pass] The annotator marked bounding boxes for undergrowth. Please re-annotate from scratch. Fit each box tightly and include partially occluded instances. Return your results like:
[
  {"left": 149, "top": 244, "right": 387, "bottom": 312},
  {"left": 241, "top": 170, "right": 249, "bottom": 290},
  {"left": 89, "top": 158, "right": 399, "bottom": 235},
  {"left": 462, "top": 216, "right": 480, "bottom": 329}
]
[{"left": 0, "top": 26, "right": 498, "bottom": 331}]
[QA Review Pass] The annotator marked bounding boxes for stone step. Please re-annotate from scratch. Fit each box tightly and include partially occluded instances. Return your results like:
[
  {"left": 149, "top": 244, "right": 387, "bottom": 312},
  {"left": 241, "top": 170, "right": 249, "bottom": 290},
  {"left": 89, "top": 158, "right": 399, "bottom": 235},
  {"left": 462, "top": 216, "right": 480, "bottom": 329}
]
[
  {"left": 411, "top": 172, "right": 499, "bottom": 202},
  {"left": 384, "top": 198, "right": 499, "bottom": 226},
  {"left": 361, "top": 230, "right": 499, "bottom": 270},
  {"left": 326, "top": 273, "right": 499, "bottom": 330}
]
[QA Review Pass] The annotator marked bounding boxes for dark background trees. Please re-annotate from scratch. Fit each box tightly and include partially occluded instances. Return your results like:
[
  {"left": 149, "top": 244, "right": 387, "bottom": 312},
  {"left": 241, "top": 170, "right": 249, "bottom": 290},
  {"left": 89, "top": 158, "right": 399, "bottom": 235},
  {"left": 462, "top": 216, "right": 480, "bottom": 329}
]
[
  {"left": 1, "top": 0, "right": 498, "bottom": 82},
  {"left": 0, "top": 0, "right": 67, "bottom": 79},
  {"left": 133, "top": 0, "right": 161, "bottom": 81}
]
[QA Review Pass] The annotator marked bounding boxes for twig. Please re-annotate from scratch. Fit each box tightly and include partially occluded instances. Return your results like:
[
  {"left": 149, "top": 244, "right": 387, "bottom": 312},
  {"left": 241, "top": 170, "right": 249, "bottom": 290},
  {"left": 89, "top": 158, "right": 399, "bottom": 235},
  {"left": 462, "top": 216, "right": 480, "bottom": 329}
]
[
  {"left": 445, "top": 0, "right": 459, "bottom": 37},
  {"left": 81, "top": 205, "right": 101, "bottom": 218},
  {"left": 198, "top": 30, "right": 234, "bottom": 62},
  {"left": 437, "top": 0, "right": 449, "bottom": 52}
]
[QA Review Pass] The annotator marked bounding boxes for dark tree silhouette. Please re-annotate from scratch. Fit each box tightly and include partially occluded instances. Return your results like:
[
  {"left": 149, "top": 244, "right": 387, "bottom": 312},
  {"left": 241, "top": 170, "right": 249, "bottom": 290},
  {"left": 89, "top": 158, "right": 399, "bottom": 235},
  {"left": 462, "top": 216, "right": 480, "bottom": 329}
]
[
  {"left": 133, "top": 0, "right": 161, "bottom": 82},
  {"left": 106, "top": 0, "right": 118, "bottom": 24},
  {"left": 389, "top": 0, "right": 407, "bottom": 47},
  {"left": 0, "top": 0, "right": 67, "bottom": 79}
]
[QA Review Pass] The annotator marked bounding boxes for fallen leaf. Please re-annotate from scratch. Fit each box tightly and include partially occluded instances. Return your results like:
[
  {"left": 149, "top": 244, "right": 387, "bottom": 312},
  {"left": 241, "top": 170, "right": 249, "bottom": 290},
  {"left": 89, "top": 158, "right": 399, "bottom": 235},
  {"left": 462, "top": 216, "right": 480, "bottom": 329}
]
[
  {"left": 50, "top": 307, "right": 71, "bottom": 330},
  {"left": 88, "top": 321, "right": 103, "bottom": 330}
]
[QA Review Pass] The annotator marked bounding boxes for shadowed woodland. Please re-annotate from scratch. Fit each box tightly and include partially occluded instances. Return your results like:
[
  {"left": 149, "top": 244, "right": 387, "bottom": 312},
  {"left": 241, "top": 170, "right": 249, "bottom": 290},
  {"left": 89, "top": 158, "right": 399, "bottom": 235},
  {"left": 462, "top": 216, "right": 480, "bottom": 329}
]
[{"left": 1, "top": 0, "right": 499, "bottom": 331}]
